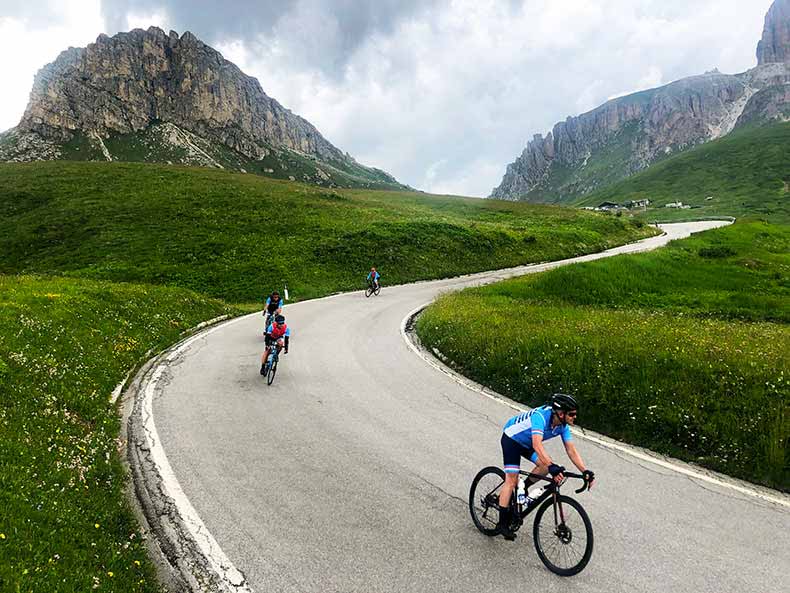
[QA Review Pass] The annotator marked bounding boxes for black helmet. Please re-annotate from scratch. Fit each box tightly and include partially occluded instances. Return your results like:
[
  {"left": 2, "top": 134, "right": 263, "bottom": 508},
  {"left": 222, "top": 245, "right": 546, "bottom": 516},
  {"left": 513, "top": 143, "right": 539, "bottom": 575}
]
[
  {"left": 274, "top": 314, "right": 285, "bottom": 324},
  {"left": 551, "top": 393, "right": 578, "bottom": 413}
]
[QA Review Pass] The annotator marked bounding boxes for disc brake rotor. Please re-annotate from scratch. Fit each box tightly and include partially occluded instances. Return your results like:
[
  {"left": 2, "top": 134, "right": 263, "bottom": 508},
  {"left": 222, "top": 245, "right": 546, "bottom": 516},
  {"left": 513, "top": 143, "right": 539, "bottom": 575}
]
[{"left": 556, "top": 524, "right": 573, "bottom": 544}]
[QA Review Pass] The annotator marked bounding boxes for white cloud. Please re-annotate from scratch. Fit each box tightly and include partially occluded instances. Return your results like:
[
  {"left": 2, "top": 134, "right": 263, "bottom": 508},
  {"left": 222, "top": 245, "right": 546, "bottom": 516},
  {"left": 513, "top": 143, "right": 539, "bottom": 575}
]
[
  {"left": 217, "top": 0, "right": 772, "bottom": 196},
  {"left": 0, "top": 0, "right": 776, "bottom": 196},
  {"left": 124, "top": 8, "right": 168, "bottom": 31},
  {"left": 0, "top": 0, "right": 104, "bottom": 132}
]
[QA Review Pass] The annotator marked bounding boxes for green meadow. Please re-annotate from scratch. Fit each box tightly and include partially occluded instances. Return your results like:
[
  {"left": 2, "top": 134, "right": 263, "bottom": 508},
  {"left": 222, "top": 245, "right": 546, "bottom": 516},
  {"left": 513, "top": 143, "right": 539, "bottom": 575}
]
[
  {"left": 579, "top": 122, "right": 790, "bottom": 223},
  {"left": 0, "top": 275, "right": 233, "bottom": 592},
  {"left": 0, "top": 162, "right": 655, "bottom": 303},
  {"left": 417, "top": 222, "right": 789, "bottom": 490}
]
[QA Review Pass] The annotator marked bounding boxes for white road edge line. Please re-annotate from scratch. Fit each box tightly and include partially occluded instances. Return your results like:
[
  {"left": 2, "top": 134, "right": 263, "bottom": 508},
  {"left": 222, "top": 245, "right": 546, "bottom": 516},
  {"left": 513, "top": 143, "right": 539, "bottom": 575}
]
[
  {"left": 111, "top": 315, "right": 231, "bottom": 404},
  {"left": 140, "top": 314, "right": 254, "bottom": 593},
  {"left": 401, "top": 305, "right": 790, "bottom": 510}
]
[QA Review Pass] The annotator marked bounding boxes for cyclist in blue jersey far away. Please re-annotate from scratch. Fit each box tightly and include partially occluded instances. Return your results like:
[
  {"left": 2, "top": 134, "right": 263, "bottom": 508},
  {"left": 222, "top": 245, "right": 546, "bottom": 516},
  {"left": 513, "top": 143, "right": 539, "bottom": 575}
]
[
  {"left": 367, "top": 267, "right": 380, "bottom": 289},
  {"left": 497, "top": 393, "right": 595, "bottom": 540},
  {"left": 260, "top": 314, "right": 290, "bottom": 375}
]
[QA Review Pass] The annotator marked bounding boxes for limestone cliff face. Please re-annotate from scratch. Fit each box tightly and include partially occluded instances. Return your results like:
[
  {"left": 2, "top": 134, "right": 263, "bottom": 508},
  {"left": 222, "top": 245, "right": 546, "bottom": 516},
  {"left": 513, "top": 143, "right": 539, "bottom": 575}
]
[
  {"left": 492, "top": 0, "right": 790, "bottom": 202},
  {"left": 757, "top": 0, "right": 790, "bottom": 65},
  {"left": 4, "top": 27, "right": 403, "bottom": 189},
  {"left": 17, "top": 27, "right": 342, "bottom": 162}
]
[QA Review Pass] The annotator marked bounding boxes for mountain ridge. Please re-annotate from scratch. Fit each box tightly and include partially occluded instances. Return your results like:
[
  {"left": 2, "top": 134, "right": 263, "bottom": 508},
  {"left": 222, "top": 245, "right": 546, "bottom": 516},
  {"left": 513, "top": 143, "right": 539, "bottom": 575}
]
[
  {"left": 0, "top": 27, "right": 403, "bottom": 190},
  {"left": 491, "top": 0, "right": 790, "bottom": 203}
]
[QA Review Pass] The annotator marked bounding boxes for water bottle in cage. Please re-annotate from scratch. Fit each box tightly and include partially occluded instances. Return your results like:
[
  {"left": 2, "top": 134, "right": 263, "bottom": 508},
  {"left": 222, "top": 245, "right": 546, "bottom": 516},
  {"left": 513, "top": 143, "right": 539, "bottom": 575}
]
[{"left": 516, "top": 477, "right": 527, "bottom": 505}]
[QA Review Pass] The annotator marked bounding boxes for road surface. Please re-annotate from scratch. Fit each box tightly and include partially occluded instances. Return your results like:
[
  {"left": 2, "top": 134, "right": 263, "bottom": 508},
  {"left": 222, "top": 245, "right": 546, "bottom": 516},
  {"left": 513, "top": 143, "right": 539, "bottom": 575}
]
[{"left": 152, "top": 221, "right": 789, "bottom": 593}]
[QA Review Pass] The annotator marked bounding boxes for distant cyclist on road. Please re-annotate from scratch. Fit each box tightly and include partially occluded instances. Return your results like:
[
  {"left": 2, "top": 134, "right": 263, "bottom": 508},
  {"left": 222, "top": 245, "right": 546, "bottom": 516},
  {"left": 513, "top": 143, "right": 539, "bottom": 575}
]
[
  {"left": 260, "top": 314, "right": 290, "bottom": 375},
  {"left": 497, "top": 393, "right": 595, "bottom": 540},
  {"left": 263, "top": 290, "right": 284, "bottom": 324},
  {"left": 367, "top": 267, "right": 380, "bottom": 290}
]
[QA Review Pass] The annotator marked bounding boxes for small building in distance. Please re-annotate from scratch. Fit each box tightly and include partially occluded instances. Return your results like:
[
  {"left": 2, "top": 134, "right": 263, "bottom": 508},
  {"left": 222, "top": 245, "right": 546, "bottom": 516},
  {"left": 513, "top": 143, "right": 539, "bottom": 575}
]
[
  {"left": 596, "top": 201, "right": 620, "bottom": 211},
  {"left": 624, "top": 198, "right": 650, "bottom": 209},
  {"left": 665, "top": 201, "right": 691, "bottom": 209}
]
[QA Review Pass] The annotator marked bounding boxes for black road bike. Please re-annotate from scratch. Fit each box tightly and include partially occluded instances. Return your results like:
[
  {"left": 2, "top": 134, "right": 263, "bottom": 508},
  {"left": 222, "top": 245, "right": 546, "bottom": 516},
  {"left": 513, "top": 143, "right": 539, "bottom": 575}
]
[
  {"left": 365, "top": 280, "right": 382, "bottom": 298},
  {"left": 469, "top": 468, "right": 594, "bottom": 576}
]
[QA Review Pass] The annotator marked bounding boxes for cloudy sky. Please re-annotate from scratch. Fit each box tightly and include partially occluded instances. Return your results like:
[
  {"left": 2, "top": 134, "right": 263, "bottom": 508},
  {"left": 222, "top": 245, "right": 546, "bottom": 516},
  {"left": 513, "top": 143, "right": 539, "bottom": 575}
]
[{"left": 0, "top": 0, "right": 774, "bottom": 196}]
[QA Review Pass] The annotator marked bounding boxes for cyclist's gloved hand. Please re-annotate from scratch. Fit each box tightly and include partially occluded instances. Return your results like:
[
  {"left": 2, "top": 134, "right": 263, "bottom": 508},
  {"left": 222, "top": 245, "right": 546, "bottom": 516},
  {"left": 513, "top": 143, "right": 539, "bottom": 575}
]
[
  {"left": 582, "top": 469, "right": 595, "bottom": 482},
  {"left": 548, "top": 463, "right": 565, "bottom": 477}
]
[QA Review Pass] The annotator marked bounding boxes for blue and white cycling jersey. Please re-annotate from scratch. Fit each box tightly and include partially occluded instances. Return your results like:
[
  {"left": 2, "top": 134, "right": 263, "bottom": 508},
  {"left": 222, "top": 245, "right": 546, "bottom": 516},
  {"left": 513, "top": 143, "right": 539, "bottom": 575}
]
[
  {"left": 503, "top": 405, "right": 572, "bottom": 448},
  {"left": 367, "top": 271, "right": 380, "bottom": 282}
]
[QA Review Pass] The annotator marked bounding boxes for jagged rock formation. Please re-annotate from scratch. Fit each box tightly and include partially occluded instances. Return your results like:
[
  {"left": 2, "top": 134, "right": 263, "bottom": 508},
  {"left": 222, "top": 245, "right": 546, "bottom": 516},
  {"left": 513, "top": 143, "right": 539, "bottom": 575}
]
[
  {"left": 1, "top": 27, "right": 402, "bottom": 189},
  {"left": 492, "top": 0, "right": 790, "bottom": 203},
  {"left": 758, "top": 0, "right": 790, "bottom": 65}
]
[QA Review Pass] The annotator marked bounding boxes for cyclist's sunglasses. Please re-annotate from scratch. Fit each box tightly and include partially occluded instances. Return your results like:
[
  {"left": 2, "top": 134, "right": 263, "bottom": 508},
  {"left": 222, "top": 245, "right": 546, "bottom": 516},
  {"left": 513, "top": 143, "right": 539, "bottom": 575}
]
[{"left": 566, "top": 411, "right": 578, "bottom": 418}]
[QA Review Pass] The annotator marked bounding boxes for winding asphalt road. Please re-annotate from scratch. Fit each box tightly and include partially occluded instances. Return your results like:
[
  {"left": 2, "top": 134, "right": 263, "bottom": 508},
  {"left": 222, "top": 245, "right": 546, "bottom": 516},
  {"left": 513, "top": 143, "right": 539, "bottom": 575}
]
[{"left": 153, "top": 221, "right": 789, "bottom": 593}]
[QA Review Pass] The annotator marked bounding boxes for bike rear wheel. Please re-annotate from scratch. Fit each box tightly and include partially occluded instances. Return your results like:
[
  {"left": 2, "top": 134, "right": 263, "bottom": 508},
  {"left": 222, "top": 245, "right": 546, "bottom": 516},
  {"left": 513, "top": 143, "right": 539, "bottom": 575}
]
[
  {"left": 267, "top": 359, "right": 278, "bottom": 385},
  {"left": 532, "top": 494, "right": 593, "bottom": 576},
  {"left": 469, "top": 466, "right": 505, "bottom": 536},
  {"left": 374, "top": 284, "right": 381, "bottom": 296}
]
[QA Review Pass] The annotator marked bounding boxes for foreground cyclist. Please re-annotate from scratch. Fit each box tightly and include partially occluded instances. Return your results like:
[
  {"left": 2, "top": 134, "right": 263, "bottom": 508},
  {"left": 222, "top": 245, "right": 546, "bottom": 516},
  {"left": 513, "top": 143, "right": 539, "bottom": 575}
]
[
  {"left": 260, "top": 314, "right": 290, "bottom": 375},
  {"left": 497, "top": 393, "right": 595, "bottom": 540}
]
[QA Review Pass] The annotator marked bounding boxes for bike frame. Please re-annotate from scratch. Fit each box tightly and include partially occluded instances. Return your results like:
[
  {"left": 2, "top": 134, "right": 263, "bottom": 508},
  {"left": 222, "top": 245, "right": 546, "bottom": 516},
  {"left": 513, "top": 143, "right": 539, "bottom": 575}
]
[
  {"left": 514, "top": 471, "right": 588, "bottom": 522},
  {"left": 267, "top": 342, "right": 282, "bottom": 364}
]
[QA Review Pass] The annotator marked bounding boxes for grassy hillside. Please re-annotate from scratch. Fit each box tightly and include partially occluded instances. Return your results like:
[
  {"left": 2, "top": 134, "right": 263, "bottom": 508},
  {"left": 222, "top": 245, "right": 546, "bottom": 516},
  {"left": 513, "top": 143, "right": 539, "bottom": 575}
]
[
  {"left": 0, "top": 161, "right": 656, "bottom": 303},
  {"left": 1, "top": 124, "right": 405, "bottom": 192},
  {"left": 579, "top": 122, "right": 790, "bottom": 223},
  {"left": 54, "top": 125, "right": 403, "bottom": 191},
  {"left": 417, "top": 222, "right": 789, "bottom": 490},
  {"left": 0, "top": 275, "right": 233, "bottom": 593}
]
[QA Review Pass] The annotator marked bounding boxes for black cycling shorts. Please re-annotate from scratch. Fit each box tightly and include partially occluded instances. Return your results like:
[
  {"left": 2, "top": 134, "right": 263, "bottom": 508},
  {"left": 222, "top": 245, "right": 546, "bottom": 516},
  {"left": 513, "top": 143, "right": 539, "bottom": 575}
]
[{"left": 501, "top": 433, "right": 538, "bottom": 474}]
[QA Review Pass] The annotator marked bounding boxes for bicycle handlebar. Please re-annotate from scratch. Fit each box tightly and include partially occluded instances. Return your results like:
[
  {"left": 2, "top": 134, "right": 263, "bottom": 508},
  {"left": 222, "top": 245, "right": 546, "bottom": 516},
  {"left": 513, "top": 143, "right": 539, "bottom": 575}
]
[
  {"left": 569, "top": 473, "right": 590, "bottom": 494},
  {"left": 520, "top": 470, "right": 591, "bottom": 494}
]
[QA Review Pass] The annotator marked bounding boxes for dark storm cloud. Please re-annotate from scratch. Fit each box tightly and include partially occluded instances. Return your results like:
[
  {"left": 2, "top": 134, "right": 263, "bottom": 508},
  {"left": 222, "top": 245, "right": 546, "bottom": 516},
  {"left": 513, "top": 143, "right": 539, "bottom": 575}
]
[{"left": 100, "top": 0, "right": 438, "bottom": 75}]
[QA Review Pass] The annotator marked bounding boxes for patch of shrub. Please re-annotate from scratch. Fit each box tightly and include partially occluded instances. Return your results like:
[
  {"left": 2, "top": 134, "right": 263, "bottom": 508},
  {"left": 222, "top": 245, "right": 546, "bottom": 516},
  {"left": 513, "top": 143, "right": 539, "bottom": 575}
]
[{"left": 698, "top": 246, "right": 736, "bottom": 258}]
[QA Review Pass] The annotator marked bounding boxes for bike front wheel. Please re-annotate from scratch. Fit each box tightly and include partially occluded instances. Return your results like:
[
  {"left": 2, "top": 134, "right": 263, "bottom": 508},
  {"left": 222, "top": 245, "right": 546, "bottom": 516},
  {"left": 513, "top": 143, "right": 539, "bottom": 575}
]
[
  {"left": 267, "top": 359, "right": 278, "bottom": 385},
  {"left": 532, "top": 494, "right": 593, "bottom": 576},
  {"left": 365, "top": 286, "right": 374, "bottom": 298},
  {"left": 469, "top": 466, "right": 505, "bottom": 536}
]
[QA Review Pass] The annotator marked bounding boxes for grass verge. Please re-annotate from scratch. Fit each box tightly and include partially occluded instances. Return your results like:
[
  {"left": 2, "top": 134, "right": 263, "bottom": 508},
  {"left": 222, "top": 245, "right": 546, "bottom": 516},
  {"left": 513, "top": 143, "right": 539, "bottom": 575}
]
[
  {"left": 416, "top": 222, "right": 789, "bottom": 490},
  {"left": 0, "top": 161, "right": 656, "bottom": 303},
  {"left": 0, "top": 274, "right": 234, "bottom": 592}
]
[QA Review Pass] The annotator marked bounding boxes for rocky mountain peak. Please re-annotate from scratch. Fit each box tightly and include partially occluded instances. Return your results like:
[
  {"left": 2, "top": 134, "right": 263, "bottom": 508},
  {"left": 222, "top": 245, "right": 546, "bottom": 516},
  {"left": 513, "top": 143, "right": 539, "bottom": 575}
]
[
  {"left": 18, "top": 26, "right": 327, "bottom": 157},
  {"left": 3, "top": 27, "right": 401, "bottom": 189},
  {"left": 757, "top": 0, "right": 790, "bottom": 65},
  {"left": 491, "top": 0, "right": 790, "bottom": 202}
]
